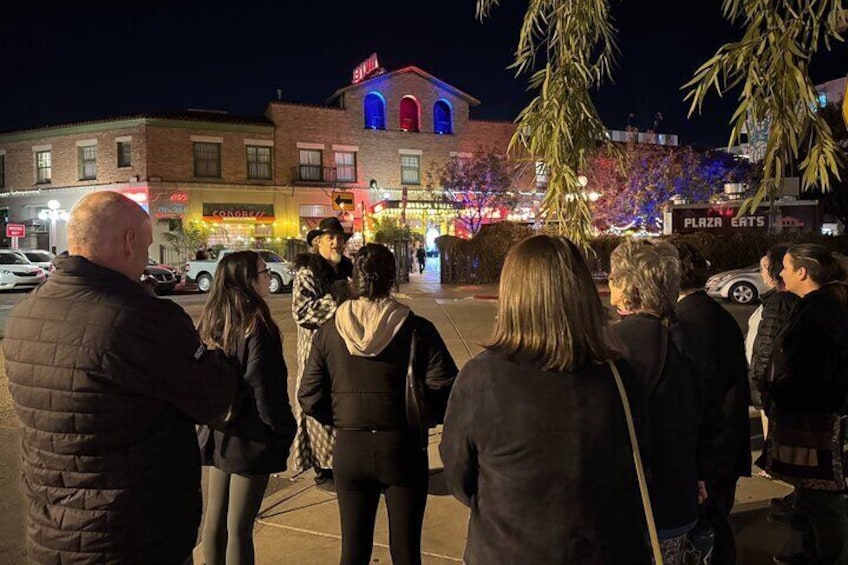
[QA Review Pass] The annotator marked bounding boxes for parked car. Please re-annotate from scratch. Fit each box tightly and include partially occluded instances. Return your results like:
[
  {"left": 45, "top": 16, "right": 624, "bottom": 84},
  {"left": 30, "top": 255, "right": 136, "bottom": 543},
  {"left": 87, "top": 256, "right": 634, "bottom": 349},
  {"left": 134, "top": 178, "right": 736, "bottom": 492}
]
[
  {"left": 141, "top": 264, "right": 179, "bottom": 295},
  {"left": 12, "top": 249, "right": 55, "bottom": 276},
  {"left": 0, "top": 249, "right": 47, "bottom": 290},
  {"left": 184, "top": 249, "right": 294, "bottom": 294},
  {"left": 148, "top": 258, "right": 182, "bottom": 284},
  {"left": 705, "top": 264, "right": 767, "bottom": 305}
]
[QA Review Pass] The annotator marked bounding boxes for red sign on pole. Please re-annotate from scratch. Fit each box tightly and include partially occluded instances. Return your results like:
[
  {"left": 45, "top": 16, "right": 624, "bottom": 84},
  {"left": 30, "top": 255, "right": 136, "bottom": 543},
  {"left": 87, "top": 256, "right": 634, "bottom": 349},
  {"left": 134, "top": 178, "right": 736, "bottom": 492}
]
[{"left": 6, "top": 224, "right": 25, "bottom": 238}]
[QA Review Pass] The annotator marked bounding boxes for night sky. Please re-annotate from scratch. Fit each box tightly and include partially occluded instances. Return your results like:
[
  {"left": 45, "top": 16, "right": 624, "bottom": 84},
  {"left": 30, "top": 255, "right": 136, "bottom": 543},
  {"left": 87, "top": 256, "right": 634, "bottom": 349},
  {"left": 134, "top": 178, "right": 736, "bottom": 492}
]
[{"left": 2, "top": 0, "right": 846, "bottom": 147}]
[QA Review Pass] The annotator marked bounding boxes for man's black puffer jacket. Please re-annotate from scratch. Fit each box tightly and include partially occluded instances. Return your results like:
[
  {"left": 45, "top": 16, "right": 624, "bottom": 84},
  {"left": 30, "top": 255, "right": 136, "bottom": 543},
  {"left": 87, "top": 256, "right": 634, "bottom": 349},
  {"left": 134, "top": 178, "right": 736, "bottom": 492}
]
[
  {"left": 4, "top": 256, "right": 237, "bottom": 564},
  {"left": 749, "top": 289, "right": 799, "bottom": 409}
]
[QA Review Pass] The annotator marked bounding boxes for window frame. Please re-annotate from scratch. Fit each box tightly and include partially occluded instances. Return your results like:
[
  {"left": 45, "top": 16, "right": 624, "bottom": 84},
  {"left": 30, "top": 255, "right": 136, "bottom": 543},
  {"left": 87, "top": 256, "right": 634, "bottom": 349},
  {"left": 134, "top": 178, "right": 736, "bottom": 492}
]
[
  {"left": 434, "top": 99, "right": 453, "bottom": 134},
  {"left": 400, "top": 154, "right": 421, "bottom": 185},
  {"left": 334, "top": 151, "right": 357, "bottom": 183},
  {"left": 363, "top": 92, "right": 386, "bottom": 130},
  {"left": 35, "top": 150, "right": 52, "bottom": 184},
  {"left": 117, "top": 141, "right": 132, "bottom": 168},
  {"left": 193, "top": 142, "right": 222, "bottom": 178},
  {"left": 399, "top": 96, "right": 421, "bottom": 132},
  {"left": 298, "top": 149, "right": 323, "bottom": 181},
  {"left": 246, "top": 145, "right": 272, "bottom": 180},
  {"left": 78, "top": 145, "right": 98, "bottom": 180}
]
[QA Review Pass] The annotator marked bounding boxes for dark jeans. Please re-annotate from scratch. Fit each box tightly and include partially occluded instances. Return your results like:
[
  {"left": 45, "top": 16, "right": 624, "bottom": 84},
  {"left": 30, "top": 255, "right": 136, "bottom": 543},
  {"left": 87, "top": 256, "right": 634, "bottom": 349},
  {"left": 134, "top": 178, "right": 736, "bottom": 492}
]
[
  {"left": 796, "top": 487, "right": 848, "bottom": 564},
  {"left": 334, "top": 429, "right": 429, "bottom": 565},
  {"left": 706, "top": 474, "right": 738, "bottom": 565}
]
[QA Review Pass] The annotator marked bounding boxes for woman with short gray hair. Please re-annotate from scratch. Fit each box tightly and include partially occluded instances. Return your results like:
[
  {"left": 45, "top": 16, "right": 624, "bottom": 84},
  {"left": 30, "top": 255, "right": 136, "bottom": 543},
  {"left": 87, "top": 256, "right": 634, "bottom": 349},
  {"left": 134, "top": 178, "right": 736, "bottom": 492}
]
[{"left": 609, "top": 239, "right": 707, "bottom": 565}]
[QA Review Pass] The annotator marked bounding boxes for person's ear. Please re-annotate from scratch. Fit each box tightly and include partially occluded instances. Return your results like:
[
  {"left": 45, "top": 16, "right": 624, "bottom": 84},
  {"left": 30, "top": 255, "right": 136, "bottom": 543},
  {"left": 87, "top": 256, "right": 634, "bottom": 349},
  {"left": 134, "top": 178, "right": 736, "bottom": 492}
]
[
  {"left": 798, "top": 266, "right": 808, "bottom": 281},
  {"left": 125, "top": 228, "right": 137, "bottom": 256}
]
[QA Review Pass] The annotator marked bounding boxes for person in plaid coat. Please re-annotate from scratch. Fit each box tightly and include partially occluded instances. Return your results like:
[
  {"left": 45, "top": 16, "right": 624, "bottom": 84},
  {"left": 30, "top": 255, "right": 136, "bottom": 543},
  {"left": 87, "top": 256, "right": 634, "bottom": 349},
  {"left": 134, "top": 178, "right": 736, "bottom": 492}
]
[{"left": 291, "top": 217, "right": 353, "bottom": 489}]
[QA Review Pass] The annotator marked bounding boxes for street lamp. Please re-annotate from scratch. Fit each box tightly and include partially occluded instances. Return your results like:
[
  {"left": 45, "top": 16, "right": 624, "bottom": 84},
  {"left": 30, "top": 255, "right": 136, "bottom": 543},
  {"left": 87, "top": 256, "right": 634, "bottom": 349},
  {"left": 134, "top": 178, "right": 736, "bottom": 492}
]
[{"left": 38, "top": 199, "right": 69, "bottom": 254}]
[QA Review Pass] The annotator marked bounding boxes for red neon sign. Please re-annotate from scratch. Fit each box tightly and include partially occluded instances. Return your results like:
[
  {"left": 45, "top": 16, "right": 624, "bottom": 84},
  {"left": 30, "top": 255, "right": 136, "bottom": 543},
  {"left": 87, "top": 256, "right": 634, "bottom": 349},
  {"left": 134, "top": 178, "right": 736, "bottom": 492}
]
[{"left": 352, "top": 53, "right": 381, "bottom": 84}]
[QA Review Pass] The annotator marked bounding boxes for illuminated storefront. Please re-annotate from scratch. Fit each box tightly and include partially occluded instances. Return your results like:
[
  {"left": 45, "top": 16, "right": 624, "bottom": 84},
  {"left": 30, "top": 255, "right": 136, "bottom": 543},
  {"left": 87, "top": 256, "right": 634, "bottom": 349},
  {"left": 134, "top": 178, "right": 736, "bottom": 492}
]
[{"left": 369, "top": 199, "right": 462, "bottom": 238}]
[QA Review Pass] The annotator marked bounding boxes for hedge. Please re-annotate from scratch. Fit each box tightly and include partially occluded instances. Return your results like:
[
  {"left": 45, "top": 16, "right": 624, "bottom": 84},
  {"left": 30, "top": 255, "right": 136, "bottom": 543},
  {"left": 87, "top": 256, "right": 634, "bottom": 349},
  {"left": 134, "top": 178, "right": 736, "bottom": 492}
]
[{"left": 436, "top": 222, "right": 848, "bottom": 284}]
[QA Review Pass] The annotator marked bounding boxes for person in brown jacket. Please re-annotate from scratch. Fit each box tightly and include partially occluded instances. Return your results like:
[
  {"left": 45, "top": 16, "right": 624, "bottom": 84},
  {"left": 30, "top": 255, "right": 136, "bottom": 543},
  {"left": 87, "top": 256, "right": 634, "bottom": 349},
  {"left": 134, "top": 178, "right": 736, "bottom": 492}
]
[{"left": 4, "top": 191, "right": 239, "bottom": 564}]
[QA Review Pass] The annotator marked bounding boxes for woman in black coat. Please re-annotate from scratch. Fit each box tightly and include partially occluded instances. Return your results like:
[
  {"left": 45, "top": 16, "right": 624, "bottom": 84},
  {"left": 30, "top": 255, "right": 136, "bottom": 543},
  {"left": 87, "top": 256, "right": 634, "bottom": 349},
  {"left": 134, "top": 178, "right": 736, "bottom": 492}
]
[
  {"left": 299, "top": 243, "right": 457, "bottom": 565},
  {"left": 608, "top": 239, "right": 710, "bottom": 565},
  {"left": 440, "top": 235, "right": 653, "bottom": 565},
  {"left": 196, "top": 250, "right": 297, "bottom": 565}
]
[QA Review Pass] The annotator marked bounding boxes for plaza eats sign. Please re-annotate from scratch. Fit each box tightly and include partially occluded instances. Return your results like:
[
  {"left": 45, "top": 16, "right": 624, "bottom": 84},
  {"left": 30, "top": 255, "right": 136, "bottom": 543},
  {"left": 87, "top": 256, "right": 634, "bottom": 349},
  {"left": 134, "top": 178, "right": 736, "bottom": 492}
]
[
  {"left": 670, "top": 202, "right": 820, "bottom": 234},
  {"left": 203, "top": 203, "right": 275, "bottom": 223}
]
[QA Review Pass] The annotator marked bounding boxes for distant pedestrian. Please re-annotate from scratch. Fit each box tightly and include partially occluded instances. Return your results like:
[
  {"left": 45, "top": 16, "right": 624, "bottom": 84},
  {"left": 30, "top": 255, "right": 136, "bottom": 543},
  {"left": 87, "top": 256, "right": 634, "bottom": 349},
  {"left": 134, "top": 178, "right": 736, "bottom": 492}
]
[
  {"left": 197, "top": 250, "right": 297, "bottom": 565},
  {"left": 291, "top": 217, "right": 353, "bottom": 491},
  {"left": 416, "top": 245, "right": 426, "bottom": 274},
  {"left": 300, "top": 243, "right": 457, "bottom": 565},
  {"left": 768, "top": 244, "right": 848, "bottom": 565},
  {"left": 673, "top": 241, "right": 751, "bottom": 565},
  {"left": 4, "top": 191, "right": 239, "bottom": 564},
  {"left": 609, "top": 239, "right": 712, "bottom": 565},
  {"left": 440, "top": 235, "right": 654, "bottom": 564}
]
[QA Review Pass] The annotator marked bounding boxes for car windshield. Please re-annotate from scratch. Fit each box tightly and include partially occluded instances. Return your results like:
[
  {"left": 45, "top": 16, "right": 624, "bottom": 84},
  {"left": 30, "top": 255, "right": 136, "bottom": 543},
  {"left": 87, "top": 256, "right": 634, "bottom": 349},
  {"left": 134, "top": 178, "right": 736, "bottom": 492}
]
[
  {"left": 258, "top": 251, "right": 284, "bottom": 263},
  {"left": 0, "top": 253, "right": 29, "bottom": 265},
  {"left": 24, "top": 252, "right": 52, "bottom": 262}
]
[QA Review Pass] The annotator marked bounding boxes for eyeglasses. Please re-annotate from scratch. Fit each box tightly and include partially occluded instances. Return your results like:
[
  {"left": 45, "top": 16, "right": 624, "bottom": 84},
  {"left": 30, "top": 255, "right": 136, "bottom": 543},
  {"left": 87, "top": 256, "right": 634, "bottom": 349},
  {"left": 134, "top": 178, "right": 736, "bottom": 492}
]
[{"left": 257, "top": 267, "right": 271, "bottom": 276}]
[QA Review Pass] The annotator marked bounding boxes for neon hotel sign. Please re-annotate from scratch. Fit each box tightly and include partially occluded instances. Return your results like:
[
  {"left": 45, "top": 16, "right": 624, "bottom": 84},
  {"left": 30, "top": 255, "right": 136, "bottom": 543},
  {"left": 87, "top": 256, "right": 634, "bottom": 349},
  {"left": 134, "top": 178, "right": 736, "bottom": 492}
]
[{"left": 352, "top": 53, "right": 381, "bottom": 84}]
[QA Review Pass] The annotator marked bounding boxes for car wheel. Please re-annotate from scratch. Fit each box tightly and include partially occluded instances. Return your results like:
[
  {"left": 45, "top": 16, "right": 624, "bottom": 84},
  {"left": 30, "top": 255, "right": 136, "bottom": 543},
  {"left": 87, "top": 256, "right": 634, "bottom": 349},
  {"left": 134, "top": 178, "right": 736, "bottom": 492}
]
[
  {"left": 269, "top": 274, "right": 282, "bottom": 294},
  {"left": 729, "top": 281, "right": 757, "bottom": 304},
  {"left": 197, "top": 273, "right": 213, "bottom": 293}
]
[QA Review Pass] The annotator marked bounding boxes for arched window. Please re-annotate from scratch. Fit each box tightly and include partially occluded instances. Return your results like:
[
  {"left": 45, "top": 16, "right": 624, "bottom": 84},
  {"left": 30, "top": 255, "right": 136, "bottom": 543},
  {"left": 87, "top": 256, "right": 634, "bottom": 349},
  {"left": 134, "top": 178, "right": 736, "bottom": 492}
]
[
  {"left": 399, "top": 96, "right": 420, "bottom": 132},
  {"left": 434, "top": 99, "right": 453, "bottom": 134},
  {"left": 363, "top": 92, "right": 386, "bottom": 130}
]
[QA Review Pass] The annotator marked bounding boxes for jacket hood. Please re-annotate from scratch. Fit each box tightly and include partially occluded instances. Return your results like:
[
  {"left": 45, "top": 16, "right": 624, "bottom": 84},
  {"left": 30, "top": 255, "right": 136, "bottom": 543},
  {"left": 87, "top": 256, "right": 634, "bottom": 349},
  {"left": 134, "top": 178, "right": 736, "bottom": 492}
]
[{"left": 335, "top": 297, "right": 410, "bottom": 357}]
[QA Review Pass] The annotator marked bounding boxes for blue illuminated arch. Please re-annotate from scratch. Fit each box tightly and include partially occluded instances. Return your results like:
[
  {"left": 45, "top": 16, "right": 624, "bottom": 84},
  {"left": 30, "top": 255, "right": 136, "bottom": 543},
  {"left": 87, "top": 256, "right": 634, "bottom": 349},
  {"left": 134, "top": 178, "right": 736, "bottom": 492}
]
[
  {"left": 434, "top": 99, "right": 453, "bottom": 134},
  {"left": 363, "top": 92, "right": 386, "bottom": 130}
]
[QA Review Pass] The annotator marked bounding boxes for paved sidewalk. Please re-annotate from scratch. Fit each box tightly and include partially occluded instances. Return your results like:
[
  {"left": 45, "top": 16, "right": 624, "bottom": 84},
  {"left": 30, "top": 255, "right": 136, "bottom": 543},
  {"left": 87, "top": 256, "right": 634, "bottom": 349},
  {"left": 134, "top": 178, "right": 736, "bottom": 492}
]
[{"left": 195, "top": 265, "right": 797, "bottom": 565}]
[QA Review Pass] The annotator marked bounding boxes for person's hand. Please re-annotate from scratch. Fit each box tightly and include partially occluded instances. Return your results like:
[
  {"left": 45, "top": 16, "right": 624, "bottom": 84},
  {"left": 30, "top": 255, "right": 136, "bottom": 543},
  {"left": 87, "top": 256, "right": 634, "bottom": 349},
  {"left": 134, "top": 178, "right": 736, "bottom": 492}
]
[{"left": 697, "top": 480, "right": 708, "bottom": 504}]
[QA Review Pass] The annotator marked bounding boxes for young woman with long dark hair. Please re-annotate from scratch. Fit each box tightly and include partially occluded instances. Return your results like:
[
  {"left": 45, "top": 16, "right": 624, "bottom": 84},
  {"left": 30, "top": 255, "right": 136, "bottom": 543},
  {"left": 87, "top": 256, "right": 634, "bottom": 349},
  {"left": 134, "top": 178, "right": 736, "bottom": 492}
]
[{"left": 196, "top": 250, "right": 296, "bottom": 565}]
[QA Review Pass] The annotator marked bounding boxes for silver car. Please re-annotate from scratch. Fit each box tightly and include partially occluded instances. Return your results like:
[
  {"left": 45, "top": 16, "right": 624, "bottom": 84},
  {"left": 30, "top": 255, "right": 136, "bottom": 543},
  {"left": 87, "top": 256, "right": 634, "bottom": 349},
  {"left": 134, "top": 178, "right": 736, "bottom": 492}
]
[
  {"left": 14, "top": 249, "right": 55, "bottom": 276},
  {"left": 0, "top": 250, "right": 47, "bottom": 290},
  {"left": 705, "top": 264, "right": 768, "bottom": 305}
]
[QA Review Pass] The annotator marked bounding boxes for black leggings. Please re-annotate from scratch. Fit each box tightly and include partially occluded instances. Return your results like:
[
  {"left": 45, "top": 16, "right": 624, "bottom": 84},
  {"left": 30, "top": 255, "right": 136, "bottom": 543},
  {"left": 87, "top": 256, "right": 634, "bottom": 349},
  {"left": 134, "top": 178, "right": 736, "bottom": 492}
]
[{"left": 334, "top": 430, "right": 429, "bottom": 565}]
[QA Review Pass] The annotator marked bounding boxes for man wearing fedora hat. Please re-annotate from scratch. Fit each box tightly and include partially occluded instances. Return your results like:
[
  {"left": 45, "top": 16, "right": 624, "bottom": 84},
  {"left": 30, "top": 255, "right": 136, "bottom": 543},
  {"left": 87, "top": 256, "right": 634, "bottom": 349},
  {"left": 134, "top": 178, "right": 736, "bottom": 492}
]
[{"left": 291, "top": 217, "right": 354, "bottom": 490}]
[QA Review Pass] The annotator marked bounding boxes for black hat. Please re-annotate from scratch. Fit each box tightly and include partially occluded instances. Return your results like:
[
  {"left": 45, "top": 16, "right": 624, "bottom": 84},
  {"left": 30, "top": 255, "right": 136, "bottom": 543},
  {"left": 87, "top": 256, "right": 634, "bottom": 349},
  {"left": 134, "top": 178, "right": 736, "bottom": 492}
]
[{"left": 307, "top": 217, "right": 352, "bottom": 246}]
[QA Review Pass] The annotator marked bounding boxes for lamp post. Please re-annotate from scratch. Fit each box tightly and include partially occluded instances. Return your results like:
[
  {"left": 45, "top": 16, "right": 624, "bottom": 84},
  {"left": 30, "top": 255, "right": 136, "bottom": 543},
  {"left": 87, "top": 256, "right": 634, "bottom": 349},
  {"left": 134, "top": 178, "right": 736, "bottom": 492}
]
[{"left": 38, "top": 199, "right": 69, "bottom": 254}]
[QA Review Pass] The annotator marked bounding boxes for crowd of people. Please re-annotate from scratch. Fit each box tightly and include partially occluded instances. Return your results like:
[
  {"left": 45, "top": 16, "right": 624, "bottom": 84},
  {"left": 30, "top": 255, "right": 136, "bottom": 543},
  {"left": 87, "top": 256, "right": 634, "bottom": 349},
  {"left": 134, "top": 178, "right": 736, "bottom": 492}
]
[{"left": 4, "top": 190, "right": 848, "bottom": 564}]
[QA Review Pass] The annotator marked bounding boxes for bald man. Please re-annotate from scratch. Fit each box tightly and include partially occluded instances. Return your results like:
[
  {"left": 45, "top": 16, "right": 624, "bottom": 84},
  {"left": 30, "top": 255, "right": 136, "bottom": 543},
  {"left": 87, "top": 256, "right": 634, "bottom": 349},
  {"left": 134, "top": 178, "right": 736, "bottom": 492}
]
[{"left": 4, "top": 191, "right": 239, "bottom": 564}]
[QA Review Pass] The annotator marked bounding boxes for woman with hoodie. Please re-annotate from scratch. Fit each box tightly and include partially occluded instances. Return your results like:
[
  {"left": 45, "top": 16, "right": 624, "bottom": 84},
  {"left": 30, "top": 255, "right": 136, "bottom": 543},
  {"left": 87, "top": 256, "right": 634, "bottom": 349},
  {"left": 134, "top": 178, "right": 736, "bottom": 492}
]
[{"left": 299, "top": 243, "right": 458, "bottom": 565}]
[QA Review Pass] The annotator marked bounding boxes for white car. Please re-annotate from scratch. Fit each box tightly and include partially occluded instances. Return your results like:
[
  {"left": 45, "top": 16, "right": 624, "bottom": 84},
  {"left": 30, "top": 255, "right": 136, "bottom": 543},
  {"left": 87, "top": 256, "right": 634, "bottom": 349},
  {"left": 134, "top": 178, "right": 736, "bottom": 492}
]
[
  {"left": 705, "top": 264, "right": 768, "bottom": 305},
  {"left": 13, "top": 249, "right": 55, "bottom": 276},
  {"left": 0, "top": 250, "right": 47, "bottom": 290},
  {"left": 185, "top": 249, "right": 294, "bottom": 294}
]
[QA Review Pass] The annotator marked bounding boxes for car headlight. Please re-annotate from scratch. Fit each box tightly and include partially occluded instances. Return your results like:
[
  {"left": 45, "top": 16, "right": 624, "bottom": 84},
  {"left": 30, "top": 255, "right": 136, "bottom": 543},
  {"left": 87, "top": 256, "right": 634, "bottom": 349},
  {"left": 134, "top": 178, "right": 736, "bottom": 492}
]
[{"left": 707, "top": 274, "right": 732, "bottom": 285}]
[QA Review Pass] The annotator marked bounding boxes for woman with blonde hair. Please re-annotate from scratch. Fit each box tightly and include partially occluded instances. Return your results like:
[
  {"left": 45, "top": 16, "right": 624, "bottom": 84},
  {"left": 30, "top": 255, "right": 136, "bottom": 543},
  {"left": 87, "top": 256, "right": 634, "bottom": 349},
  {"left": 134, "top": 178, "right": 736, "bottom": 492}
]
[
  {"left": 196, "top": 250, "right": 297, "bottom": 565},
  {"left": 440, "top": 235, "right": 652, "bottom": 564}
]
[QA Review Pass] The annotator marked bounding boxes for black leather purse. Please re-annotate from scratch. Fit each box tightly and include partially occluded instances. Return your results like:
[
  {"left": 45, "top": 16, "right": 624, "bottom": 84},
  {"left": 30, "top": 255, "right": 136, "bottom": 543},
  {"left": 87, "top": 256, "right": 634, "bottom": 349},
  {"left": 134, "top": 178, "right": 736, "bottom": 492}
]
[{"left": 405, "top": 328, "right": 430, "bottom": 448}]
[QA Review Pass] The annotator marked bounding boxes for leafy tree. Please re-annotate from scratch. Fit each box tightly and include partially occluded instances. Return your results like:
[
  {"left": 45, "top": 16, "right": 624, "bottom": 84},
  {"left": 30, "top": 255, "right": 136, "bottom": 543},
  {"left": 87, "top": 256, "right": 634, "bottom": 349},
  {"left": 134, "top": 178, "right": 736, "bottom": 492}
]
[
  {"left": 426, "top": 150, "right": 518, "bottom": 236},
  {"left": 370, "top": 215, "right": 413, "bottom": 244},
  {"left": 684, "top": 0, "right": 847, "bottom": 213},
  {"left": 162, "top": 219, "right": 225, "bottom": 260},
  {"left": 476, "top": 0, "right": 617, "bottom": 248},
  {"left": 802, "top": 103, "right": 848, "bottom": 228}
]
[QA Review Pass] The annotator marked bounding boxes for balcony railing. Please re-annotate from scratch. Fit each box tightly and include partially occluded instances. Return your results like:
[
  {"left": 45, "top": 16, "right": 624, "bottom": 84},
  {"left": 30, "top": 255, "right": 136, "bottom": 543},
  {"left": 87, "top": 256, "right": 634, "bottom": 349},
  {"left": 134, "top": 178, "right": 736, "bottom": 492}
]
[{"left": 291, "top": 165, "right": 337, "bottom": 184}]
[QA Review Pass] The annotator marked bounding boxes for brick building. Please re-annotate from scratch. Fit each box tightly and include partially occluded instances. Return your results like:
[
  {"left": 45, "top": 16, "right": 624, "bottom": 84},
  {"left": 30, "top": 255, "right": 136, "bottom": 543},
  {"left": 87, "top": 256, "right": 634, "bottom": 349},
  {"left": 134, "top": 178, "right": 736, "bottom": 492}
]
[{"left": 0, "top": 58, "right": 522, "bottom": 259}]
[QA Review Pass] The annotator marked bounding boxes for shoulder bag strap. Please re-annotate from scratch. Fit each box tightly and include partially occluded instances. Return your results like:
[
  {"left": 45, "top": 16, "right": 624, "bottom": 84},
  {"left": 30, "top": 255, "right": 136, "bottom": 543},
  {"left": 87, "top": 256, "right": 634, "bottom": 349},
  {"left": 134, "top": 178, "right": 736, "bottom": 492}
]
[{"left": 608, "top": 360, "right": 664, "bottom": 565}]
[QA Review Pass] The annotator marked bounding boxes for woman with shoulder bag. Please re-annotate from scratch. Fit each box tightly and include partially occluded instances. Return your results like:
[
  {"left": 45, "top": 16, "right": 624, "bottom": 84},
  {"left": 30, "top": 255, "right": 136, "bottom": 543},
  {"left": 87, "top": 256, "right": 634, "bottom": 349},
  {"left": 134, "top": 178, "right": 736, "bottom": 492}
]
[
  {"left": 299, "top": 243, "right": 458, "bottom": 565},
  {"left": 196, "top": 250, "right": 297, "bottom": 565},
  {"left": 608, "top": 239, "right": 710, "bottom": 565},
  {"left": 440, "top": 235, "right": 659, "bottom": 565}
]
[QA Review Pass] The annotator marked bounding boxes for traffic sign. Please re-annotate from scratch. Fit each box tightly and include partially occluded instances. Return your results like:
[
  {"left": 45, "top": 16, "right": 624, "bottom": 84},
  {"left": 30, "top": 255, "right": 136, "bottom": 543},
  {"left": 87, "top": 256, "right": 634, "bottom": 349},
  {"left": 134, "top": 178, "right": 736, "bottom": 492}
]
[
  {"left": 6, "top": 223, "right": 25, "bottom": 238},
  {"left": 332, "top": 191, "right": 355, "bottom": 211}
]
